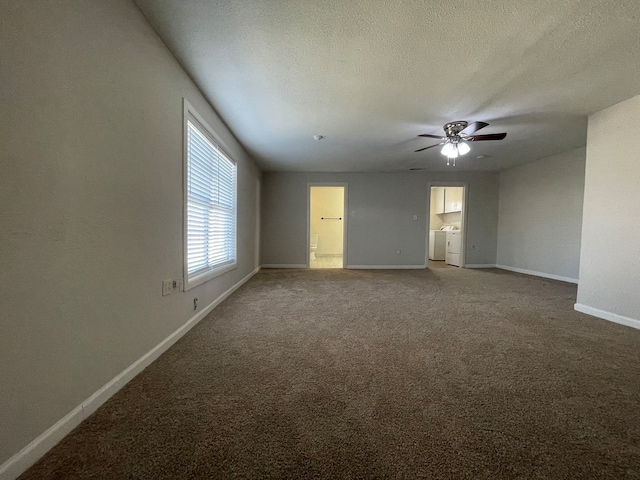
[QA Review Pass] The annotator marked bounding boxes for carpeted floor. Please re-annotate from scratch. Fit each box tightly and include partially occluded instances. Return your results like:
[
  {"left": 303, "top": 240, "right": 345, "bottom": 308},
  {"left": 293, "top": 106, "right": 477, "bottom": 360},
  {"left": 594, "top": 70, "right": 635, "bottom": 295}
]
[{"left": 20, "top": 268, "right": 640, "bottom": 479}]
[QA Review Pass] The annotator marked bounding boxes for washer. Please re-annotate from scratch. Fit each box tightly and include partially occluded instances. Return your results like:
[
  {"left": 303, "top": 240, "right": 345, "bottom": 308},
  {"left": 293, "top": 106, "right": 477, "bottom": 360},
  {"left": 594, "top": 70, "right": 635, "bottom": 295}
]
[{"left": 446, "top": 230, "right": 462, "bottom": 266}]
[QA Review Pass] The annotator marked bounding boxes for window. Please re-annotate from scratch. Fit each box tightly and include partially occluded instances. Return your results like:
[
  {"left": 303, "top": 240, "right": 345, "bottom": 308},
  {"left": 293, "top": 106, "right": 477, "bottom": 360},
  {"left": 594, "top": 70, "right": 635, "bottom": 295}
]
[{"left": 184, "top": 100, "right": 237, "bottom": 289}]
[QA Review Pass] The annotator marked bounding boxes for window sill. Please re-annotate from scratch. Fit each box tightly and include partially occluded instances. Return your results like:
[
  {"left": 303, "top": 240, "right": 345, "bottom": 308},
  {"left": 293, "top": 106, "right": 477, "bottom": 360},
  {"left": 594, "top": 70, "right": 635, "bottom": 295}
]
[{"left": 185, "top": 261, "right": 237, "bottom": 291}]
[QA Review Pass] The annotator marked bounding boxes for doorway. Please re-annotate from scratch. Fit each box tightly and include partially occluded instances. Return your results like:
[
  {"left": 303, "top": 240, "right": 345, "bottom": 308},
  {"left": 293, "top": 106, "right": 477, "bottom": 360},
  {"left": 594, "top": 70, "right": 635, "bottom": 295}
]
[
  {"left": 309, "top": 185, "right": 346, "bottom": 268},
  {"left": 427, "top": 184, "right": 467, "bottom": 268}
]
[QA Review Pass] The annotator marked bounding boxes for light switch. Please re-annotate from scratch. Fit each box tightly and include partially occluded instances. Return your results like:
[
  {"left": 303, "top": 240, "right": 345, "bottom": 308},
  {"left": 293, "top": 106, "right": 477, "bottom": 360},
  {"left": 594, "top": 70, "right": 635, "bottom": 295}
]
[{"left": 413, "top": 215, "right": 418, "bottom": 221}]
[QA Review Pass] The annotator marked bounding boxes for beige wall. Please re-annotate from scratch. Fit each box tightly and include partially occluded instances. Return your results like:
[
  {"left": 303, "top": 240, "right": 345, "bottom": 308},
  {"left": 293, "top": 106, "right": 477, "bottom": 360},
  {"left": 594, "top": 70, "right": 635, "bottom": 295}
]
[
  {"left": 430, "top": 214, "right": 443, "bottom": 230},
  {"left": 0, "top": 0, "right": 261, "bottom": 467},
  {"left": 310, "top": 187, "right": 344, "bottom": 256},
  {"left": 576, "top": 95, "right": 640, "bottom": 325},
  {"left": 443, "top": 212, "right": 462, "bottom": 229},
  {"left": 497, "top": 148, "right": 586, "bottom": 280},
  {"left": 429, "top": 187, "right": 445, "bottom": 230},
  {"left": 261, "top": 171, "right": 499, "bottom": 267}
]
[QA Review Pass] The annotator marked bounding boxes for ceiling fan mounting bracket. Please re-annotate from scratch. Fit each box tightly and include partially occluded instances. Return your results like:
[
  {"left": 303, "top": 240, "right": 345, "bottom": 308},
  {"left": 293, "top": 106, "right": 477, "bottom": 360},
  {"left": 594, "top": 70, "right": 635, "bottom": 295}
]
[{"left": 443, "top": 121, "right": 468, "bottom": 137}]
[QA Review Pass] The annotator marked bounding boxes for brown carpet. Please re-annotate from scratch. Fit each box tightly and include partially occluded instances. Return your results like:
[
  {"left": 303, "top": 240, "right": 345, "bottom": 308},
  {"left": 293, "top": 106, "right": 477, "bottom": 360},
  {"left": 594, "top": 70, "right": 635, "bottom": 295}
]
[{"left": 20, "top": 268, "right": 640, "bottom": 479}]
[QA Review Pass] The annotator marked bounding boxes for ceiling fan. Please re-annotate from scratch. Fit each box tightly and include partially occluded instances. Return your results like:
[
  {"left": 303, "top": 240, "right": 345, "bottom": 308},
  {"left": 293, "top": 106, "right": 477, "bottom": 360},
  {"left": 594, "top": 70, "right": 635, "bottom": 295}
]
[{"left": 415, "top": 121, "right": 507, "bottom": 166}]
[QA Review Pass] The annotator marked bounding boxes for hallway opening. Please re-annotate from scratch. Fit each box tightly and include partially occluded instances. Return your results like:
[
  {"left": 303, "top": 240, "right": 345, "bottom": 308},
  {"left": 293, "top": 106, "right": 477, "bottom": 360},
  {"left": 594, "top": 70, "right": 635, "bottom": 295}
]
[{"left": 309, "top": 185, "right": 346, "bottom": 268}]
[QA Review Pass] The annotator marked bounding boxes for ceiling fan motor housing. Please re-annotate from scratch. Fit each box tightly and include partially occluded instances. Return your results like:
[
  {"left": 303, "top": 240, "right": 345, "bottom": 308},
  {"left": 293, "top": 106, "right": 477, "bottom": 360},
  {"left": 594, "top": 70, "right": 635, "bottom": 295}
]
[{"left": 444, "top": 121, "right": 468, "bottom": 137}]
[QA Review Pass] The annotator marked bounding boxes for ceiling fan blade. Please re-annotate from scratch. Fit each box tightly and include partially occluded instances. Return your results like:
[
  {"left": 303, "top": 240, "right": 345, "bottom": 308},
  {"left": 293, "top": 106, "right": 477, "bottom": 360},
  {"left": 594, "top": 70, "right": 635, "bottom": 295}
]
[
  {"left": 418, "top": 134, "right": 446, "bottom": 139},
  {"left": 469, "top": 133, "right": 507, "bottom": 141},
  {"left": 460, "top": 121, "right": 489, "bottom": 136},
  {"left": 415, "top": 143, "right": 444, "bottom": 152}
]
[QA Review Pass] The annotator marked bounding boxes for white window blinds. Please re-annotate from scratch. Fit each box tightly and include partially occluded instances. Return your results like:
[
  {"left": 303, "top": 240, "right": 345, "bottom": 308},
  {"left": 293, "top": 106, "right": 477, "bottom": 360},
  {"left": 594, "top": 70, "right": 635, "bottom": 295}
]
[{"left": 186, "top": 117, "right": 237, "bottom": 280}]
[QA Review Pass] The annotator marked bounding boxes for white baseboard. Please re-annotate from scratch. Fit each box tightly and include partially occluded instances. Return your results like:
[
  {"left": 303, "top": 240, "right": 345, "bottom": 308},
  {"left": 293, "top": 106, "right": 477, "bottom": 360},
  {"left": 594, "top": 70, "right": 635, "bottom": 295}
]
[
  {"left": 0, "top": 266, "right": 261, "bottom": 480},
  {"left": 495, "top": 264, "right": 578, "bottom": 284},
  {"left": 464, "top": 264, "right": 497, "bottom": 268},
  {"left": 261, "top": 264, "right": 307, "bottom": 269},
  {"left": 0, "top": 406, "right": 85, "bottom": 480},
  {"left": 574, "top": 303, "right": 640, "bottom": 330},
  {"left": 346, "top": 265, "right": 426, "bottom": 269}
]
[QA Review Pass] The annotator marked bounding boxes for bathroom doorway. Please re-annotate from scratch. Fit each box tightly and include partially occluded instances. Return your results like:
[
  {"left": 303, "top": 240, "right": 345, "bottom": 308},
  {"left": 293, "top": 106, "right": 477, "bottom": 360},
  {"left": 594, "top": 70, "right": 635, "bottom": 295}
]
[
  {"left": 427, "top": 183, "right": 467, "bottom": 268},
  {"left": 308, "top": 185, "right": 346, "bottom": 268}
]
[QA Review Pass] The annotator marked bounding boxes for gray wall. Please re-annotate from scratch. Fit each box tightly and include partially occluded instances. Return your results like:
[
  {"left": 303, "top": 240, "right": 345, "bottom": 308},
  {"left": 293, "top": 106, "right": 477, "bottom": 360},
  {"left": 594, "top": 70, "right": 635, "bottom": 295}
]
[
  {"left": 577, "top": 95, "right": 640, "bottom": 322},
  {"left": 261, "top": 171, "right": 499, "bottom": 267},
  {"left": 497, "top": 148, "right": 586, "bottom": 280},
  {"left": 0, "top": 0, "right": 260, "bottom": 466}
]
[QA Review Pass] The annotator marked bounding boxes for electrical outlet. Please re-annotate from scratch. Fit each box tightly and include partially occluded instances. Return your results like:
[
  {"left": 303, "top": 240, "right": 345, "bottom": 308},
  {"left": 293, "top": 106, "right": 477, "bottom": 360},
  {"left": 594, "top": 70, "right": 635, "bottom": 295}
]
[
  {"left": 413, "top": 215, "right": 418, "bottom": 221},
  {"left": 396, "top": 249, "right": 401, "bottom": 255},
  {"left": 162, "top": 280, "right": 172, "bottom": 296},
  {"left": 193, "top": 297, "right": 198, "bottom": 310}
]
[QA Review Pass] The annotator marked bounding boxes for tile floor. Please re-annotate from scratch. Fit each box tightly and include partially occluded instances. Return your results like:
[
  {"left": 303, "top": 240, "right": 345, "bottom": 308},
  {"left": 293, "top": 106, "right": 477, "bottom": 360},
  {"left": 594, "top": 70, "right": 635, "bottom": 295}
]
[{"left": 309, "top": 255, "right": 343, "bottom": 269}]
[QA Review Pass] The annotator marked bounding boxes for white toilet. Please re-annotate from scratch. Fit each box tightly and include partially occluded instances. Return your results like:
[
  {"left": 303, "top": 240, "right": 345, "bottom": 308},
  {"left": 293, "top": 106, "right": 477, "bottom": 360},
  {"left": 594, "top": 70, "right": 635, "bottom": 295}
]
[{"left": 309, "top": 233, "right": 319, "bottom": 260}]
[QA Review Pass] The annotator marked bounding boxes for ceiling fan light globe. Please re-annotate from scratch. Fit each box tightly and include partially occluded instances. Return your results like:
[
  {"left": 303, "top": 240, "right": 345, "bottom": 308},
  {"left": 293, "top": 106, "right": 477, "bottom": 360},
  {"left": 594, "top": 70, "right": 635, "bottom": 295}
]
[
  {"left": 441, "top": 143, "right": 456, "bottom": 156},
  {"left": 457, "top": 142, "right": 470, "bottom": 155}
]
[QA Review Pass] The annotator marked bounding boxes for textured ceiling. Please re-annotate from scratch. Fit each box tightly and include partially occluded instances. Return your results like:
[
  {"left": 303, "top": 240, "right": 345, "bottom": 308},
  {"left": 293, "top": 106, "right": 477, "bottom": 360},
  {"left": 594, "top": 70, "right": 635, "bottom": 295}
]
[{"left": 134, "top": 0, "right": 640, "bottom": 172}]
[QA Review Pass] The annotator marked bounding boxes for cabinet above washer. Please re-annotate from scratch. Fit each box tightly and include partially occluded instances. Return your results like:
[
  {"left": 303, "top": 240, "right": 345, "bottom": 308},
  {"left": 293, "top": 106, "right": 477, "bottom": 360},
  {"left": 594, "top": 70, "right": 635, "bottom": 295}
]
[
  {"left": 431, "top": 187, "right": 463, "bottom": 214},
  {"left": 444, "top": 187, "right": 462, "bottom": 213}
]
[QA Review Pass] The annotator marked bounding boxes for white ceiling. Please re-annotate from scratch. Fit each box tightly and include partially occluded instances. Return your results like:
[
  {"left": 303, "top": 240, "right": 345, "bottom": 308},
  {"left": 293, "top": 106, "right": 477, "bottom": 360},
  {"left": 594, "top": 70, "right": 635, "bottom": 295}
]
[{"left": 134, "top": 0, "right": 640, "bottom": 172}]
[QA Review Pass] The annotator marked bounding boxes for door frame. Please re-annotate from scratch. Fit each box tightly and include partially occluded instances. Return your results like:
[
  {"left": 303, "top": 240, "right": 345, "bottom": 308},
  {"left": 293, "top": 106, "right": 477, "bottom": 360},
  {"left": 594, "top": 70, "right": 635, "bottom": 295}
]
[
  {"left": 307, "top": 183, "right": 348, "bottom": 268},
  {"left": 425, "top": 181, "right": 469, "bottom": 268}
]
